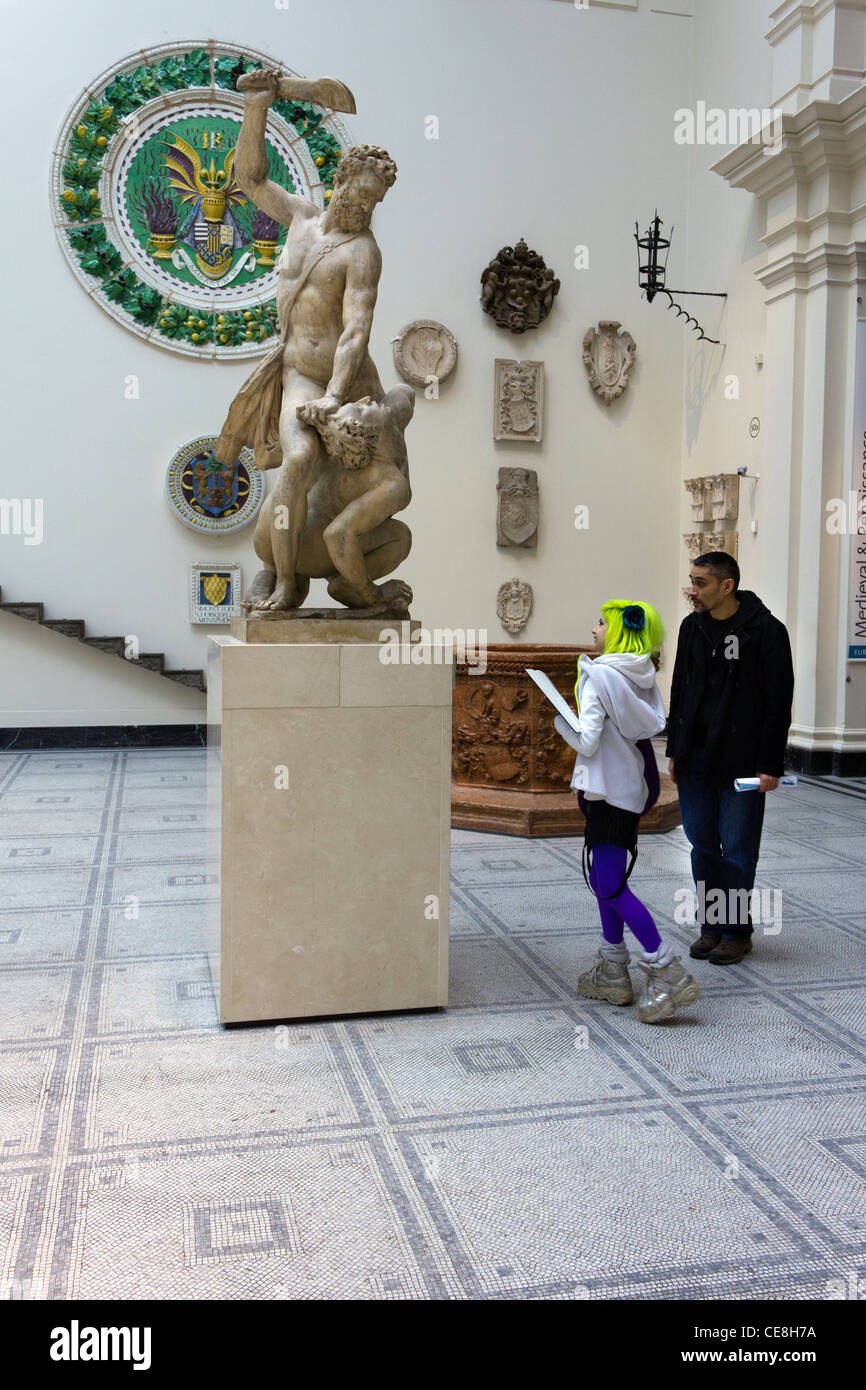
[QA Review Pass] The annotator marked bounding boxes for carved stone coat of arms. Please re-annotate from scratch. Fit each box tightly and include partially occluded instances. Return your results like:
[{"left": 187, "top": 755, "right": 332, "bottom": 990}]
[
  {"left": 494, "top": 359, "right": 544, "bottom": 442},
  {"left": 497, "top": 579, "right": 533, "bottom": 635},
  {"left": 582, "top": 320, "right": 636, "bottom": 405},
  {"left": 497, "top": 468, "right": 538, "bottom": 548}
]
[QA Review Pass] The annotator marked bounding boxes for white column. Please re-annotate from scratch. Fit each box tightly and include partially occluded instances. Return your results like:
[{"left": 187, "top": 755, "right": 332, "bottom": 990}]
[{"left": 712, "top": 44, "right": 866, "bottom": 769}]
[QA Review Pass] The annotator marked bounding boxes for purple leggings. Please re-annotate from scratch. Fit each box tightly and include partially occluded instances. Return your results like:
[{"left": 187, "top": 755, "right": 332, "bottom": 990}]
[{"left": 588, "top": 843, "right": 661, "bottom": 953}]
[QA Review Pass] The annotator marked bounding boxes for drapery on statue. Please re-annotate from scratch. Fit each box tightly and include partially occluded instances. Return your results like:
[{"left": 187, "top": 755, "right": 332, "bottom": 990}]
[{"left": 213, "top": 67, "right": 413, "bottom": 616}]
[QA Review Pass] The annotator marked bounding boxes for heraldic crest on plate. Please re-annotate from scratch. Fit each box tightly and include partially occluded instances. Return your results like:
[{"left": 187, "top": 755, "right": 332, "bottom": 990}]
[
  {"left": 165, "top": 435, "right": 264, "bottom": 534},
  {"left": 189, "top": 562, "right": 241, "bottom": 622},
  {"left": 51, "top": 41, "right": 351, "bottom": 359}
]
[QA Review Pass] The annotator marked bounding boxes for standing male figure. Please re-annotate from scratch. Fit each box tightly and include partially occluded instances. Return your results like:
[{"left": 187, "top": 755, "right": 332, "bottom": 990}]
[
  {"left": 213, "top": 67, "right": 398, "bottom": 612},
  {"left": 666, "top": 553, "right": 794, "bottom": 964}
]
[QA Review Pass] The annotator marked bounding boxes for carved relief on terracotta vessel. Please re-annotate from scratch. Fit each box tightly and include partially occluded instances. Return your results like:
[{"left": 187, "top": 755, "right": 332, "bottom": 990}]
[
  {"left": 452, "top": 679, "right": 531, "bottom": 785},
  {"left": 452, "top": 646, "right": 585, "bottom": 795},
  {"left": 452, "top": 647, "right": 682, "bottom": 837}
]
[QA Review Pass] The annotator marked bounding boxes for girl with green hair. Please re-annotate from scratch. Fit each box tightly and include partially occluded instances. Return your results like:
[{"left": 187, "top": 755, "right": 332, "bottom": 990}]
[{"left": 554, "top": 599, "right": 701, "bottom": 1024}]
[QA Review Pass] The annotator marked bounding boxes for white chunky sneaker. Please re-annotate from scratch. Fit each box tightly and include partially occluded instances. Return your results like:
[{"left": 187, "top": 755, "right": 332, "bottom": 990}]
[
  {"left": 635, "top": 955, "right": 701, "bottom": 1024},
  {"left": 578, "top": 950, "right": 634, "bottom": 1007}
]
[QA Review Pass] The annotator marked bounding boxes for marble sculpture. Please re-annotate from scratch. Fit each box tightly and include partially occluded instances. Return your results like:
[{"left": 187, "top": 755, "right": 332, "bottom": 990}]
[{"left": 213, "top": 67, "right": 413, "bottom": 616}]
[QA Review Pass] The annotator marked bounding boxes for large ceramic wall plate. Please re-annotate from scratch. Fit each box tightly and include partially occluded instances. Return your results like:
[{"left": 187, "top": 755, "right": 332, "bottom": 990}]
[
  {"left": 51, "top": 41, "right": 352, "bottom": 359},
  {"left": 166, "top": 435, "right": 264, "bottom": 533}
]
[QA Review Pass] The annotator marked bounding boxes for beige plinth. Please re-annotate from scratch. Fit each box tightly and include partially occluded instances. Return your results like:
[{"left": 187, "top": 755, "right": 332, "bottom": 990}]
[
  {"left": 207, "top": 636, "right": 452, "bottom": 1023},
  {"left": 230, "top": 612, "right": 420, "bottom": 644}
]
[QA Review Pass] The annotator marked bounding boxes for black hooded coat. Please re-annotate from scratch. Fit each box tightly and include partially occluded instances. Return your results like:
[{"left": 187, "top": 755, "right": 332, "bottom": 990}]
[{"left": 665, "top": 590, "right": 794, "bottom": 786}]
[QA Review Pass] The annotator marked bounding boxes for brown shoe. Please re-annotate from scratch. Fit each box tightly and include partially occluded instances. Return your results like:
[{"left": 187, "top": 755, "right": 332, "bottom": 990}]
[
  {"left": 689, "top": 932, "right": 721, "bottom": 960},
  {"left": 707, "top": 936, "right": 753, "bottom": 965}
]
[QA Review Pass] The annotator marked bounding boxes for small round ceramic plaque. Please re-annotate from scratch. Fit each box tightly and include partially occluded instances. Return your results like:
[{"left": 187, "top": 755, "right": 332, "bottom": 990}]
[{"left": 166, "top": 435, "right": 264, "bottom": 533}]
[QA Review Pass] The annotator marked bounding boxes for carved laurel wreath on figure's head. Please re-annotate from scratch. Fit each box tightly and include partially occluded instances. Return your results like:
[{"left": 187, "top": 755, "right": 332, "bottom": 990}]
[{"left": 333, "top": 144, "right": 398, "bottom": 192}]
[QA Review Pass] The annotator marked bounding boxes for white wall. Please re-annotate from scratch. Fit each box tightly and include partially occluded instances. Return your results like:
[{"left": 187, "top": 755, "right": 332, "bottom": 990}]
[
  {"left": 0, "top": 613, "right": 205, "bottom": 727},
  {"left": 680, "top": 0, "right": 774, "bottom": 601},
  {"left": 1, "top": 0, "right": 697, "bottom": 723}
]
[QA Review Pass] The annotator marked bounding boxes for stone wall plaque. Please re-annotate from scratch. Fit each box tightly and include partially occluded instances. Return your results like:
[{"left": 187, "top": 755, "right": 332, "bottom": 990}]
[
  {"left": 684, "top": 474, "right": 739, "bottom": 525},
  {"left": 392, "top": 319, "right": 457, "bottom": 389},
  {"left": 707, "top": 473, "right": 740, "bottom": 523},
  {"left": 684, "top": 477, "right": 711, "bottom": 523},
  {"left": 497, "top": 579, "right": 533, "bottom": 635},
  {"left": 481, "top": 238, "right": 560, "bottom": 333},
  {"left": 683, "top": 530, "right": 739, "bottom": 562},
  {"left": 494, "top": 359, "right": 544, "bottom": 442},
  {"left": 582, "top": 320, "right": 636, "bottom": 405},
  {"left": 497, "top": 468, "right": 538, "bottom": 548},
  {"left": 683, "top": 474, "right": 739, "bottom": 566}
]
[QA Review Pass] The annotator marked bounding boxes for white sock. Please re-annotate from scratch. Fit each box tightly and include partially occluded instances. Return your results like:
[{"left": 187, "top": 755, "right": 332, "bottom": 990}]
[
  {"left": 641, "top": 940, "right": 675, "bottom": 968},
  {"left": 599, "top": 940, "right": 629, "bottom": 963}
]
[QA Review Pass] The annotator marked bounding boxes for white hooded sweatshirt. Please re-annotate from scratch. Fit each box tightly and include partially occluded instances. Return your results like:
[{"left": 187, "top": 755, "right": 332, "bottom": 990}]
[{"left": 553, "top": 652, "right": 667, "bottom": 815}]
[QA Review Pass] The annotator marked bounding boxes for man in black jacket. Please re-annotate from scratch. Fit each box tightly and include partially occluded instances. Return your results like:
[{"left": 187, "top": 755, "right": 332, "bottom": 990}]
[{"left": 666, "top": 552, "right": 794, "bottom": 964}]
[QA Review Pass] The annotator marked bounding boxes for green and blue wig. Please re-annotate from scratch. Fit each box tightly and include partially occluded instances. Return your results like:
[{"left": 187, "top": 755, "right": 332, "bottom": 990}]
[{"left": 575, "top": 600, "right": 665, "bottom": 705}]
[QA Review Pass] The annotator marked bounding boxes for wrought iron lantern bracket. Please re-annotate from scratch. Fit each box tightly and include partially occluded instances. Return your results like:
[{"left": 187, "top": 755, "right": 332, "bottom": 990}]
[{"left": 635, "top": 211, "right": 727, "bottom": 345}]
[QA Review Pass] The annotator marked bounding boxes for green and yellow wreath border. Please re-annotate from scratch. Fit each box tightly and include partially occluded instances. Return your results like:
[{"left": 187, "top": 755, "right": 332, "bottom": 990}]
[{"left": 51, "top": 40, "right": 351, "bottom": 359}]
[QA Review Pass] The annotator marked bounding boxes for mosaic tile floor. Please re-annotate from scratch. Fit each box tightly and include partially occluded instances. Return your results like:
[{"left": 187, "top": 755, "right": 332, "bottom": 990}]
[{"left": 0, "top": 749, "right": 864, "bottom": 1301}]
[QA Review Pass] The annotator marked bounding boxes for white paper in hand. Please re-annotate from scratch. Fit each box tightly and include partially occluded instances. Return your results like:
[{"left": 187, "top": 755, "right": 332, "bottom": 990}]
[{"left": 525, "top": 668, "right": 581, "bottom": 735}]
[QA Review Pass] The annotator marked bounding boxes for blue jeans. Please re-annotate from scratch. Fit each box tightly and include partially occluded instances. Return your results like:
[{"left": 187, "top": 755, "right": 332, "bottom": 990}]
[{"left": 675, "top": 748, "right": 766, "bottom": 939}]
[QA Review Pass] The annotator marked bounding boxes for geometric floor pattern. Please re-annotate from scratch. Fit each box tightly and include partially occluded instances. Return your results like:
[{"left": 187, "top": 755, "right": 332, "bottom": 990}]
[{"left": 0, "top": 748, "right": 864, "bottom": 1301}]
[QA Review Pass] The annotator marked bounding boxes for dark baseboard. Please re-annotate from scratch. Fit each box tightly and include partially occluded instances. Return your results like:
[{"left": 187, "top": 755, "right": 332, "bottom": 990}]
[
  {"left": 2, "top": 727, "right": 861, "bottom": 771},
  {"left": 786, "top": 744, "right": 866, "bottom": 778},
  {"left": 0, "top": 725, "right": 207, "bottom": 750}
]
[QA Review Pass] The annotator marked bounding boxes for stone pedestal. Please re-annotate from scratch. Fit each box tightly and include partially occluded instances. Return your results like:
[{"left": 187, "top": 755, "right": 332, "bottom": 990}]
[
  {"left": 230, "top": 610, "right": 419, "bottom": 645},
  {"left": 451, "top": 643, "right": 680, "bottom": 836},
  {"left": 207, "top": 633, "right": 452, "bottom": 1023}
]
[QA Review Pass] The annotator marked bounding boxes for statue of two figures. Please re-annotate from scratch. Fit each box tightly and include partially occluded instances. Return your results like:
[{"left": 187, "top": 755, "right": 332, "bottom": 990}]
[{"left": 213, "top": 67, "right": 414, "bottom": 618}]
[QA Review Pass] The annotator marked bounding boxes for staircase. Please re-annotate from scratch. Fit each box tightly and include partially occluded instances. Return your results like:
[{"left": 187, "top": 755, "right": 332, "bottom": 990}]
[{"left": 0, "top": 589, "right": 206, "bottom": 693}]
